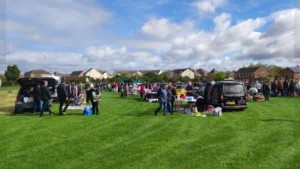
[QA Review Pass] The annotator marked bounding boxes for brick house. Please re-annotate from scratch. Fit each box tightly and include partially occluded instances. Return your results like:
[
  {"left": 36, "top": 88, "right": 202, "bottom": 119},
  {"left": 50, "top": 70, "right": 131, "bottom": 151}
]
[
  {"left": 225, "top": 71, "right": 235, "bottom": 80},
  {"left": 280, "top": 66, "right": 300, "bottom": 80},
  {"left": 24, "top": 69, "right": 52, "bottom": 78},
  {"left": 234, "top": 67, "right": 270, "bottom": 82},
  {"left": 197, "top": 68, "right": 208, "bottom": 77},
  {"left": 70, "top": 71, "right": 84, "bottom": 80}
]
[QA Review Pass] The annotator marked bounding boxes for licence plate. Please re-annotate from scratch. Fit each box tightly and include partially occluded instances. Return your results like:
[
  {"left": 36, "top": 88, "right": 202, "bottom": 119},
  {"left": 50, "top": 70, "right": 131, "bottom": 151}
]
[{"left": 227, "top": 101, "right": 235, "bottom": 105}]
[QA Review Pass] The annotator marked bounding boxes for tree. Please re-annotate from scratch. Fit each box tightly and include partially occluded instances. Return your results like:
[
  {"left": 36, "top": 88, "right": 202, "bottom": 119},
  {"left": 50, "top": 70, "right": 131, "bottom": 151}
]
[
  {"left": 182, "top": 76, "right": 191, "bottom": 82},
  {"left": 5, "top": 65, "right": 20, "bottom": 86},
  {"left": 214, "top": 72, "right": 226, "bottom": 81},
  {"left": 194, "top": 75, "right": 201, "bottom": 82}
]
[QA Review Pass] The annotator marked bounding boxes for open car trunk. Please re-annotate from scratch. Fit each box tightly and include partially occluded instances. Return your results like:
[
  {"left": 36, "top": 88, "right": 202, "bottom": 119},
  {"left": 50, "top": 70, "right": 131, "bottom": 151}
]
[{"left": 17, "top": 78, "right": 40, "bottom": 88}]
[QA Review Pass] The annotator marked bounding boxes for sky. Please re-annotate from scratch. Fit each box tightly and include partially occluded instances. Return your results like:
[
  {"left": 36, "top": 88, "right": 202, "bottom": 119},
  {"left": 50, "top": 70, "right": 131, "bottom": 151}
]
[{"left": 0, "top": 0, "right": 300, "bottom": 74}]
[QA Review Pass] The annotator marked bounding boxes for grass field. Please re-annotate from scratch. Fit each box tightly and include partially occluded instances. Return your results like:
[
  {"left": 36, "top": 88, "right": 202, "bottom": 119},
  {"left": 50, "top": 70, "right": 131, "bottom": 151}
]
[{"left": 1, "top": 87, "right": 300, "bottom": 169}]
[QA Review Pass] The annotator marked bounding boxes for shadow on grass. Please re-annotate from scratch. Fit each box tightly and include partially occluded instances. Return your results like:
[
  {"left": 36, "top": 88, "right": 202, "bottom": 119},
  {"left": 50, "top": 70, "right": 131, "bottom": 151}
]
[{"left": 261, "top": 119, "right": 298, "bottom": 122}]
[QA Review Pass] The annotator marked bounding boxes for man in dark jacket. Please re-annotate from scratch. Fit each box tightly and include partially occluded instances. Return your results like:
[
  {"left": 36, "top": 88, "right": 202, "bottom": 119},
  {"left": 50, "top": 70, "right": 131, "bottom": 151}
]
[
  {"left": 263, "top": 82, "right": 270, "bottom": 102},
  {"left": 86, "top": 84, "right": 101, "bottom": 115},
  {"left": 40, "top": 81, "right": 54, "bottom": 117},
  {"left": 57, "top": 79, "right": 69, "bottom": 115},
  {"left": 32, "top": 83, "right": 41, "bottom": 114},
  {"left": 154, "top": 83, "right": 168, "bottom": 116},
  {"left": 167, "top": 85, "right": 173, "bottom": 115},
  {"left": 283, "top": 80, "right": 289, "bottom": 97},
  {"left": 289, "top": 80, "right": 295, "bottom": 97}
]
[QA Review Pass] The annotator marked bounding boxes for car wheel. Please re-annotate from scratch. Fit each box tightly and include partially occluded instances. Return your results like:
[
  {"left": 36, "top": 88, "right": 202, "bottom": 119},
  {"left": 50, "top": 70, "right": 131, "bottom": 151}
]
[{"left": 15, "top": 106, "right": 23, "bottom": 114}]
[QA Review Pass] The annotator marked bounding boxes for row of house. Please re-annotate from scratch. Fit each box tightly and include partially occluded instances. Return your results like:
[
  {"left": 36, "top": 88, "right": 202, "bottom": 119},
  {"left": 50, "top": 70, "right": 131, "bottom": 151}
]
[{"left": 16, "top": 65, "right": 300, "bottom": 82}]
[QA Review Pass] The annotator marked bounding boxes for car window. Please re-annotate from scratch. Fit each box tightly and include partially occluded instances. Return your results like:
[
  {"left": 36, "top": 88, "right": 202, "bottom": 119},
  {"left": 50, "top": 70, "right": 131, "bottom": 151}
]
[{"left": 223, "top": 84, "right": 245, "bottom": 95}]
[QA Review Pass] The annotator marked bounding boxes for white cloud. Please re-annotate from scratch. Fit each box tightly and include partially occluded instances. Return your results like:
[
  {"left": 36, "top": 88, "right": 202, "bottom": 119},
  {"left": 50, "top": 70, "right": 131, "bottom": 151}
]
[
  {"left": 192, "top": 0, "right": 227, "bottom": 14},
  {"left": 140, "top": 18, "right": 194, "bottom": 39},
  {"left": 6, "top": 0, "right": 112, "bottom": 31}
]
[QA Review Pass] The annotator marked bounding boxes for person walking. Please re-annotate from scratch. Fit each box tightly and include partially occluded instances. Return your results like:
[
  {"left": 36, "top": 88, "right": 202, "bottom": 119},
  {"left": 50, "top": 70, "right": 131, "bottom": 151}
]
[
  {"left": 32, "top": 83, "right": 42, "bottom": 114},
  {"left": 86, "top": 84, "right": 101, "bottom": 115},
  {"left": 154, "top": 83, "right": 168, "bottom": 116},
  {"left": 40, "top": 81, "right": 54, "bottom": 117},
  {"left": 57, "top": 79, "right": 69, "bottom": 115},
  {"left": 262, "top": 82, "right": 270, "bottom": 102},
  {"left": 283, "top": 79, "right": 289, "bottom": 97}
]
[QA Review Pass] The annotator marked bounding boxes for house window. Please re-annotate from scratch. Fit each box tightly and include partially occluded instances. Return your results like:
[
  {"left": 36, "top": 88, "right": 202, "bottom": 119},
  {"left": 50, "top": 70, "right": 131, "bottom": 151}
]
[{"left": 246, "top": 73, "right": 248, "bottom": 77}]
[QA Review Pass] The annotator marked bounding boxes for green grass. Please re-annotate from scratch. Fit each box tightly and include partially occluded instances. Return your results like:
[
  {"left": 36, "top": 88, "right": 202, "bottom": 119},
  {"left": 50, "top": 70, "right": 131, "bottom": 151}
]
[{"left": 1, "top": 88, "right": 300, "bottom": 169}]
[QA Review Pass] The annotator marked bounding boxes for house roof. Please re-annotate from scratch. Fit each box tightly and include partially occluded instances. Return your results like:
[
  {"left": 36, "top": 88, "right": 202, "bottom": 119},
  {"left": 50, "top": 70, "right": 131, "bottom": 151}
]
[
  {"left": 173, "top": 68, "right": 193, "bottom": 74},
  {"left": 70, "top": 71, "right": 84, "bottom": 76},
  {"left": 197, "top": 68, "right": 208, "bottom": 76},
  {"left": 138, "top": 70, "right": 161, "bottom": 74},
  {"left": 25, "top": 69, "right": 51, "bottom": 75},
  {"left": 288, "top": 66, "right": 300, "bottom": 73},
  {"left": 114, "top": 70, "right": 138, "bottom": 75},
  {"left": 208, "top": 68, "right": 218, "bottom": 74},
  {"left": 97, "top": 69, "right": 105, "bottom": 74},
  {"left": 236, "top": 67, "right": 260, "bottom": 73}
]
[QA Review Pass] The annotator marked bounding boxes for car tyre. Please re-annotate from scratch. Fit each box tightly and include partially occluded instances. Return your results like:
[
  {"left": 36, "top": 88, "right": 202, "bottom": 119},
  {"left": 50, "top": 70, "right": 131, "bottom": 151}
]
[{"left": 15, "top": 106, "right": 23, "bottom": 114}]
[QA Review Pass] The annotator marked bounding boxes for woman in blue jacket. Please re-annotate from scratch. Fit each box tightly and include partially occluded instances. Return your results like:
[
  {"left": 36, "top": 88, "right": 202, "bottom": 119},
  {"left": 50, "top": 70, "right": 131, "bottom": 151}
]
[{"left": 154, "top": 83, "right": 168, "bottom": 116}]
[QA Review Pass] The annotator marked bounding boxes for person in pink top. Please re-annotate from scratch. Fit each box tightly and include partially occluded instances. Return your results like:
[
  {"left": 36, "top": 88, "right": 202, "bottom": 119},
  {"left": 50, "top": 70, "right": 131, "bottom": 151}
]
[{"left": 140, "top": 83, "right": 146, "bottom": 99}]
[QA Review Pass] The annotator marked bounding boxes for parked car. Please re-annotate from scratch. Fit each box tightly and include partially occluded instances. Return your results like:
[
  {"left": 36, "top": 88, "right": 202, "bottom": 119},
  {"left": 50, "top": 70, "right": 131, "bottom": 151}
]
[
  {"left": 14, "top": 77, "right": 56, "bottom": 114},
  {"left": 205, "top": 81, "right": 248, "bottom": 110}
]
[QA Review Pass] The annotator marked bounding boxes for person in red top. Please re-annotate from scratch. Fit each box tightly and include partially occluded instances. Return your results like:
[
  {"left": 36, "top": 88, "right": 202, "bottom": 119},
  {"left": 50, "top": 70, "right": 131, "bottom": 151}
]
[{"left": 140, "top": 83, "right": 146, "bottom": 99}]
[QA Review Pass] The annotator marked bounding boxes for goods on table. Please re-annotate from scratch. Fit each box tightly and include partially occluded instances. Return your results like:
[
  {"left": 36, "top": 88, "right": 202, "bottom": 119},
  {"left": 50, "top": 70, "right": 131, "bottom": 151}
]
[{"left": 253, "top": 95, "right": 265, "bottom": 102}]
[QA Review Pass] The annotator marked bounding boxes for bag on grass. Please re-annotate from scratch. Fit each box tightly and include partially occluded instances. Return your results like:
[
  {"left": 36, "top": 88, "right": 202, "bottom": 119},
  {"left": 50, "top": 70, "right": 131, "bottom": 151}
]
[
  {"left": 184, "top": 108, "right": 191, "bottom": 114},
  {"left": 212, "top": 107, "right": 222, "bottom": 117},
  {"left": 83, "top": 106, "right": 93, "bottom": 116}
]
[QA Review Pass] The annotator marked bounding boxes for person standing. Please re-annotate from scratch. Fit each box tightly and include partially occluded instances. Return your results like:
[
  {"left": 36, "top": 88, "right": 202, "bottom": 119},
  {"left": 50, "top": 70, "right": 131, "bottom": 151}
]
[
  {"left": 271, "top": 81, "right": 277, "bottom": 96},
  {"left": 263, "top": 82, "right": 270, "bottom": 102},
  {"left": 278, "top": 81, "right": 284, "bottom": 96},
  {"left": 171, "top": 83, "right": 177, "bottom": 112},
  {"left": 140, "top": 83, "right": 146, "bottom": 99},
  {"left": 86, "top": 84, "right": 101, "bottom": 115},
  {"left": 283, "top": 79, "right": 289, "bottom": 97},
  {"left": 154, "top": 84, "right": 168, "bottom": 116},
  {"left": 167, "top": 85, "right": 173, "bottom": 115},
  {"left": 186, "top": 81, "right": 195, "bottom": 111},
  {"left": 40, "top": 81, "right": 54, "bottom": 117},
  {"left": 32, "top": 83, "right": 42, "bottom": 114},
  {"left": 289, "top": 80, "right": 295, "bottom": 97},
  {"left": 57, "top": 79, "right": 69, "bottom": 115}
]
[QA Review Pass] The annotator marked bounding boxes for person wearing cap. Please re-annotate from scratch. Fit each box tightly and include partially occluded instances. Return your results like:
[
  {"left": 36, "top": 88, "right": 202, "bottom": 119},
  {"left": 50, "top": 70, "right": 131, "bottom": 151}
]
[{"left": 154, "top": 83, "right": 168, "bottom": 116}]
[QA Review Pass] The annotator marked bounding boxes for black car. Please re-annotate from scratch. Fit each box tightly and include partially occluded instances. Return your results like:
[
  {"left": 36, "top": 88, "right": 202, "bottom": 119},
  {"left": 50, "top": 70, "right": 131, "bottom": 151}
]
[
  {"left": 204, "top": 81, "right": 248, "bottom": 110},
  {"left": 14, "top": 78, "right": 56, "bottom": 114}
]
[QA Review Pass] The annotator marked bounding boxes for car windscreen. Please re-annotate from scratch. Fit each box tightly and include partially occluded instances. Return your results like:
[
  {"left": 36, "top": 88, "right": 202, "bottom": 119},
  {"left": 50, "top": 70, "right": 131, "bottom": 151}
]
[{"left": 223, "top": 84, "right": 245, "bottom": 95}]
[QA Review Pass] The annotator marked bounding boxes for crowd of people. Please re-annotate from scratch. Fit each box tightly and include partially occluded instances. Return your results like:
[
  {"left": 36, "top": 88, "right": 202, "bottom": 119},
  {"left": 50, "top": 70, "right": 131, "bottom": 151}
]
[
  {"left": 31, "top": 79, "right": 101, "bottom": 117},
  {"left": 247, "top": 79, "right": 300, "bottom": 102},
  {"left": 30, "top": 78, "right": 299, "bottom": 117}
]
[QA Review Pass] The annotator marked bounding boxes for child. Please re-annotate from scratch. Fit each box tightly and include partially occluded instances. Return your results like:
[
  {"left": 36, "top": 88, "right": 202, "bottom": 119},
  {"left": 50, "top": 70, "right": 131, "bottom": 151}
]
[{"left": 86, "top": 84, "right": 101, "bottom": 115}]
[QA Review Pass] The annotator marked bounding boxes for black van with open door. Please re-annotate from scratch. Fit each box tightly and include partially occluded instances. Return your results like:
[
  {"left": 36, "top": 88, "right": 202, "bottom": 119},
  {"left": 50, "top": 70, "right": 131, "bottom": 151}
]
[
  {"left": 14, "top": 78, "right": 56, "bottom": 114},
  {"left": 205, "top": 81, "right": 248, "bottom": 110}
]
